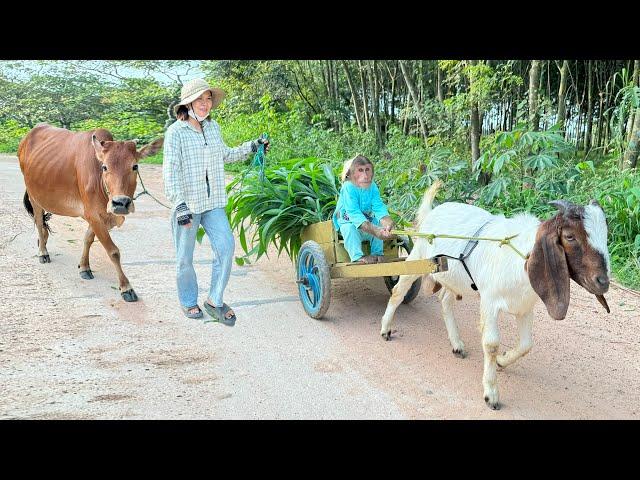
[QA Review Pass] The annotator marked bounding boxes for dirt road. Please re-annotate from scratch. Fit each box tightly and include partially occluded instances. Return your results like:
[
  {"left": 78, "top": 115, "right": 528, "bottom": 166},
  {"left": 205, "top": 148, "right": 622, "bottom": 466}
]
[{"left": 1, "top": 154, "right": 638, "bottom": 419}]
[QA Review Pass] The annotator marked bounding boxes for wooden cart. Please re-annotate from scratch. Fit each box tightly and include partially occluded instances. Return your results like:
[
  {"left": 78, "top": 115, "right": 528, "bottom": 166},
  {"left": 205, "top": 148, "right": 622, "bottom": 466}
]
[{"left": 296, "top": 220, "right": 448, "bottom": 319}]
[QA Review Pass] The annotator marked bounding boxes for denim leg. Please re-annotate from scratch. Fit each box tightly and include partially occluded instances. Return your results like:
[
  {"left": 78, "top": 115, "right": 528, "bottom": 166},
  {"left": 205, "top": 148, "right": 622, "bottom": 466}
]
[
  {"left": 200, "top": 208, "right": 235, "bottom": 307},
  {"left": 171, "top": 209, "right": 200, "bottom": 308},
  {"left": 339, "top": 223, "right": 364, "bottom": 261}
]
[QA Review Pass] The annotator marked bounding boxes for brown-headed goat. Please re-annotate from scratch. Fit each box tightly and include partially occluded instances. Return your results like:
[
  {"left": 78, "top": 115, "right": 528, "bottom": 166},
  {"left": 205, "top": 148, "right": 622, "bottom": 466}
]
[{"left": 381, "top": 180, "right": 611, "bottom": 410}]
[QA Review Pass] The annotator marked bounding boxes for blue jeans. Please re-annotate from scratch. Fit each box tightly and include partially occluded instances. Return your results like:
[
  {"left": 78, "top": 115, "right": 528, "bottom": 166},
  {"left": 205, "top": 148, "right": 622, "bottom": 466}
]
[
  {"left": 339, "top": 219, "right": 384, "bottom": 262},
  {"left": 171, "top": 207, "right": 235, "bottom": 309}
]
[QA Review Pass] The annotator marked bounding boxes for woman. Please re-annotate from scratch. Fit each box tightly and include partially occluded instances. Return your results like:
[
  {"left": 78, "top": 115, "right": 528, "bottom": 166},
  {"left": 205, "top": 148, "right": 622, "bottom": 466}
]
[
  {"left": 332, "top": 154, "right": 395, "bottom": 264},
  {"left": 163, "top": 78, "right": 269, "bottom": 325}
]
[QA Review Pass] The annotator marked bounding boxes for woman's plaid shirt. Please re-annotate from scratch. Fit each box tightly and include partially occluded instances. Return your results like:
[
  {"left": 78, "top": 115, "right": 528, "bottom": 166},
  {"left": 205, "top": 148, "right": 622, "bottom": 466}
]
[{"left": 163, "top": 119, "right": 254, "bottom": 214}]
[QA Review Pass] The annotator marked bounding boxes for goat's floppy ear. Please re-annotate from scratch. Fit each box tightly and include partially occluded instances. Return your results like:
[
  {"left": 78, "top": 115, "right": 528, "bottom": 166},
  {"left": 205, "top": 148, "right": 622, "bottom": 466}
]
[{"left": 526, "top": 218, "right": 570, "bottom": 320}]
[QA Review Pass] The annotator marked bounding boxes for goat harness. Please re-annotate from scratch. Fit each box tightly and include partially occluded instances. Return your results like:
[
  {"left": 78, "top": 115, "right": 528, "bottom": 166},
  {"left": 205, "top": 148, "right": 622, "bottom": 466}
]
[{"left": 431, "top": 220, "right": 491, "bottom": 291}]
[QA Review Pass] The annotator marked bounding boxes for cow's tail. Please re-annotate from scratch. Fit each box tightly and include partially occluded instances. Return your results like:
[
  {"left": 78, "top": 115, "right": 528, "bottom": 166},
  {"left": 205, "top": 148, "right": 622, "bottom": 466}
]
[{"left": 23, "top": 191, "right": 52, "bottom": 233}]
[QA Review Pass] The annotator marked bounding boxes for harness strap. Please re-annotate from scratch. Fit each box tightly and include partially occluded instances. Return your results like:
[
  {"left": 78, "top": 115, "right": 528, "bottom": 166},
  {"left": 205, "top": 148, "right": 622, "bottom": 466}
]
[{"left": 433, "top": 220, "right": 491, "bottom": 292}]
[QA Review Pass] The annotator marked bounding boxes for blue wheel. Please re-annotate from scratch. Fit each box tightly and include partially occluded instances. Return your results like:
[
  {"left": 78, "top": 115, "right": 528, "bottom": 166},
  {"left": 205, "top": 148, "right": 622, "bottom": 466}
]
[{"left": 297, "top": 241, "right": 331, "bottom": 319}]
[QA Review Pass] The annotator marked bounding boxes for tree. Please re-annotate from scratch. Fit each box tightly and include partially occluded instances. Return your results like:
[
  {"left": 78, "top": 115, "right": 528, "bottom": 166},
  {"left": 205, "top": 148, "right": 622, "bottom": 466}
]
[
  {"left": 556, "top": 60, "right": 569, "bottom": 131},
  {"left": 624, "top": 103, "right": 640, "bottom": 168},
  {"left": 399, "top": 60, "right": 428, "bottom": 147},
  {"left": 528, "top": 60, "right": 541, "bottom": 131}
]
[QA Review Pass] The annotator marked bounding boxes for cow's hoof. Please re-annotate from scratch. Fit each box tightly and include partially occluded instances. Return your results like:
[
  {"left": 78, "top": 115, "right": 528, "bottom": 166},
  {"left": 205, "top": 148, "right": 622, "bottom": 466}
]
[
  {"left": 39, "top": 255, "right": 51, "bottom": 263},
  {"left": 121, "top": 289, "right": 138, "bottom": 302},
  {"left": 79, "top": 269, "right": 94, "bottom": 280}
]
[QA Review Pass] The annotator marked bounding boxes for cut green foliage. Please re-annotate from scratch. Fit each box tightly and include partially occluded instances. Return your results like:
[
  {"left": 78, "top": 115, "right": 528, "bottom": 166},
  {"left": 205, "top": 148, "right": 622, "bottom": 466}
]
[{"left": 225, "top": 157, "right": 339, "bottom": 263}]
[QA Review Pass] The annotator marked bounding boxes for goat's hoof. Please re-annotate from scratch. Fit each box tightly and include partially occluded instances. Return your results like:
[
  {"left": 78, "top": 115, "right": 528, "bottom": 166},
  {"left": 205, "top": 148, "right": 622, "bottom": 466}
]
[
  {"left": 382, "top": 331, "right": 392, "bottom": 341},
  {"left": 39, "top": 255, "right": 51, "bottom": 264},
  {"left": 484, "top": 396, "right": 501, "bottom": 410},
  {"left": 79, "top": 269, "right": 94, "bottom": 280},
  {"left": 121, "top": 289, "right": 138, "bottom": 302},
  {"left": 452, "top": 348, "right": 467, "bottom": 359}
]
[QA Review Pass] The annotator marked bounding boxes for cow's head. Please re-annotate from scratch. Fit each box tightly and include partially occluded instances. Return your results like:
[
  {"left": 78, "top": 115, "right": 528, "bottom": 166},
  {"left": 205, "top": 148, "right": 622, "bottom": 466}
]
[
  {"left": 92, "top": 135, "right": 163, "bottom": 215},
  {"left": 526, "top": 199, "right": 611, "bottom": 320}
]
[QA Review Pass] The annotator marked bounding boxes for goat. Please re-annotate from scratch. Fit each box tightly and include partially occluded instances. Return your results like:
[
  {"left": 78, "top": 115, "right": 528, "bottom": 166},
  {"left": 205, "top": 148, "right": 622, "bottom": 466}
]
[{"left": 381, "top": 180, "right": 611, "bottom": 410}]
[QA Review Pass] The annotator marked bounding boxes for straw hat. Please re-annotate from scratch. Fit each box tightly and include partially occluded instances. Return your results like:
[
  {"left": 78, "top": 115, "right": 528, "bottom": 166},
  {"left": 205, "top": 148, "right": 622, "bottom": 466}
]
[
  {"left": 173, "top": 78, "right": 225, "bottom": 115},
  {"left": 341, "top": 158, "right": 354, "bottom": 183}
]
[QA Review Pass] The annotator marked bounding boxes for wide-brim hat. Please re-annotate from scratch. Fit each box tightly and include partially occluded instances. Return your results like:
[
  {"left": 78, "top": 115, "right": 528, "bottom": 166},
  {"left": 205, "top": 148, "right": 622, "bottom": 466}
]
[{"left": 173, "top": 78, "right": 225, "bottom": 115}]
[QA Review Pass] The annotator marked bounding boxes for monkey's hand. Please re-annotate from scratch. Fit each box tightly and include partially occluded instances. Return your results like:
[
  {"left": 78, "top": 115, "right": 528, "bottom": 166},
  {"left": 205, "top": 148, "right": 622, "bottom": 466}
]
[
  {"left": 360, "top": 221, "right": 395, "bottom": 241},
  {"left": 379, "top": 215, "right": 395, "bottom": 231}
]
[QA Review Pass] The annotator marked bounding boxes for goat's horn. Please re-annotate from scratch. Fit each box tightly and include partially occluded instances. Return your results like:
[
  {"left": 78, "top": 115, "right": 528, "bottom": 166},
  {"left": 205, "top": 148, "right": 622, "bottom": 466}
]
[
  {"left": 595, "top": 294, "right": 610, "bottom": 313},
  {"left": 549, "top": 200, "right": 572, "bottom": 214}
]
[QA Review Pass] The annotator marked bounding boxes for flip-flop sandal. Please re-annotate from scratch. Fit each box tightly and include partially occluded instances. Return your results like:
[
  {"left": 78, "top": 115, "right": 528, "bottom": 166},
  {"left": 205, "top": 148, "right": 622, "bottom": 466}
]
[
  {"left": 203, "top": 302, "right": 236, "bottom": 327},
  {"left": 182, "top": 305, "right": 203, "bottom": 319}
]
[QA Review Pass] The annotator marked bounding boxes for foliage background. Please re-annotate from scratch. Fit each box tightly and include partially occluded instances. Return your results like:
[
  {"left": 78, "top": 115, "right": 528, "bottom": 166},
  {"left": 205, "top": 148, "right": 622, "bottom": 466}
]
[{"left": 1, "top": 59, "right": 638, "bottom": 288}]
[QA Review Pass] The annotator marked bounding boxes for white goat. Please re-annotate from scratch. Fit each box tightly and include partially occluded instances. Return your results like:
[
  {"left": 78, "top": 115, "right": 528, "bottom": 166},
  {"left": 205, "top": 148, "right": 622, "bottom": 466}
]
[{"left": 381, "top": 180, "right": 611, "bottom": 410}]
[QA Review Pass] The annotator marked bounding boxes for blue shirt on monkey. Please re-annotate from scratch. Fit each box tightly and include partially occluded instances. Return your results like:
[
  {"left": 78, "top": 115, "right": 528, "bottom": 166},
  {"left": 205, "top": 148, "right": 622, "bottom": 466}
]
[{"left": 333, "top": 180, "right": 390, "bottom": 262}]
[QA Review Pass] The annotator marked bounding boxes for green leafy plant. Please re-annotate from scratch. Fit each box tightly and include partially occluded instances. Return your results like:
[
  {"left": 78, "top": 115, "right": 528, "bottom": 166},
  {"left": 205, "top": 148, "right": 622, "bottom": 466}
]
[{"left": 224, "top": 157, "right": 339, "bottom": 264}]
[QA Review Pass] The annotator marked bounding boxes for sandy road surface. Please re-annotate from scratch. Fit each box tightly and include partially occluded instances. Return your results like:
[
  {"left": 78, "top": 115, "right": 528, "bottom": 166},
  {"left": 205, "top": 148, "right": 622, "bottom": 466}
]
[{"left": 1, "top": 154, "right": 639, "bottom": 419}]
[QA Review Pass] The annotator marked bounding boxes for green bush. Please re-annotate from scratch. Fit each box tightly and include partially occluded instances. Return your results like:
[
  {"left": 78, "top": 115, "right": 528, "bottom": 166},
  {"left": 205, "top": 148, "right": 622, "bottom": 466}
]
[{"left": 0, "top": 120, "right": 30, "bottom": 153}]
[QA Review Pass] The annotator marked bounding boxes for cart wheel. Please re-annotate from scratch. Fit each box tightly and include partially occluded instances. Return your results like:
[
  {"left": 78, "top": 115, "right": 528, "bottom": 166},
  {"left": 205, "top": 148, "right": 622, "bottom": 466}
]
[
  {"left": 297, "top": 240, "right": 331, "bottom": 319},
  {"left": 384, "top": 235, "right": 422, "bottom": 304}
]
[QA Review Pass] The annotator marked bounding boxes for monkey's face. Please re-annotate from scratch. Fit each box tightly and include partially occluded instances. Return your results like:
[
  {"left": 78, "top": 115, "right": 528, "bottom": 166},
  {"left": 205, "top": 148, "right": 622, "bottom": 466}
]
[{"left": 352, "top": 163, "right": 373, "bottom": 188}]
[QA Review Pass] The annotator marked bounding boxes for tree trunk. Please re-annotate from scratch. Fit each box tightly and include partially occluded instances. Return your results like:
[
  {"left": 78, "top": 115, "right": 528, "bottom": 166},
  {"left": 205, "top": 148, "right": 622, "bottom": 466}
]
[
  {"left": 556, "top": 60, "right": 569, "bottom": 130},
  {"left": 370, "top": 61, "right": 383, "bottom": 148},
  {"left": 469, "top": 60, "right": 487, "bottom": 184},
  {"left": 528, "top": 60, "right": 541, "bottom": 131},
  {"left": 358, "top": 60, "right": 370, "bottom": 132},
  {"left": 626, "top": 60, "right": 640, "bottom": 143},
  {"left": 389, "top": 62, "right": 397, "bottom": 125},
  {"left": 402, "top": 93, "right": 410, "bottom": 135},
  {"left": 341, "top": 61, "right": 362, "bottom": 131},
  {"left": 596, "top": 91, "right": 605, "bottom": 148},
  {"left": 585, "top": 60, "right": 594, "bottom": 152},
  {"left": 331, "top": 60, "right": 341, "bottom": 132},
  {"left": 399, "top": 60, "right": 428, "bottom": 147},
  {"left": 436, "top": 62, "right": 444, "bottom": 102},
  {"left": 624, "top": 105, "right": 640, "bottom": 168}
]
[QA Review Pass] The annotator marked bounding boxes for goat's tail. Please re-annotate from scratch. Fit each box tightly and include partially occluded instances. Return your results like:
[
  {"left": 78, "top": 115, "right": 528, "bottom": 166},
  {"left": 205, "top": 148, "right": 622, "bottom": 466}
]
[
  {"left": 415, "top": 179, "right": 443, "bottom": 229},
  {"left": 23, "top": 191, "right": 52, "bottom": 233}
]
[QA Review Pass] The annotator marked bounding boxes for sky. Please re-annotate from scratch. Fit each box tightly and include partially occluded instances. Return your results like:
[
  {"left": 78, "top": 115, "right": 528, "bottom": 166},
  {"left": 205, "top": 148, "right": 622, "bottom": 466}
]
[{"left": 0, "top": 60, "right": 206, "bottom": 86}]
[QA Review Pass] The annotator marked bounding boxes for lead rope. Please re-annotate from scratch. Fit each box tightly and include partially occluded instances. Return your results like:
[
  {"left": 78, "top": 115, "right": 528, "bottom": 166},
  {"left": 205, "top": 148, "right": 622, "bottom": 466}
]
[
  {"left": 390, "top": 228, "right": 530, "bottom": 261},
  {"left": 251, "top": 133, "right": 269, "bottom": 180},
  {"left": 133, "top": 169, "right": 171, "bottom": 209}
]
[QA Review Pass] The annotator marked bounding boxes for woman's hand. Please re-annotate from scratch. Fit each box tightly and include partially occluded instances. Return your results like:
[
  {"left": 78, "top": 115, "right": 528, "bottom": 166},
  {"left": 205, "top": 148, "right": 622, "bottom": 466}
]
[
  {"left": 176, "top": 202, "right": 193, "bottom": 228},
  {"left": 252, "top": 137, "right": 270, "bottom": 153}
]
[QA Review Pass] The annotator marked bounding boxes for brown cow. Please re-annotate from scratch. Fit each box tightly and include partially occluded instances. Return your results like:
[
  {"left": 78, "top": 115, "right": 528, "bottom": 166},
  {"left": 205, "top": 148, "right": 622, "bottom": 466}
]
[{"left": 18, "top": 123, "right": 163, "bottom": 302}]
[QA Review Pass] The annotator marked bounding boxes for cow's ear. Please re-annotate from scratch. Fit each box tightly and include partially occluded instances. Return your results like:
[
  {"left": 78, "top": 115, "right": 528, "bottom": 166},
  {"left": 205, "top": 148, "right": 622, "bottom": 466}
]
[
  {"left": 138, "top": 137, "right": 164, "bottom": 159},
  {"left": 92, "top": 134, "right": 105, "bottom": 161}
]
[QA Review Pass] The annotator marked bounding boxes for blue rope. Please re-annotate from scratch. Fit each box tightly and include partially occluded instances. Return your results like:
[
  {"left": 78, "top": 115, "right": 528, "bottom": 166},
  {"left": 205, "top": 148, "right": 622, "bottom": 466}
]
[{"left": 251, "top": 132, "right": 269, "bottom": 180}]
